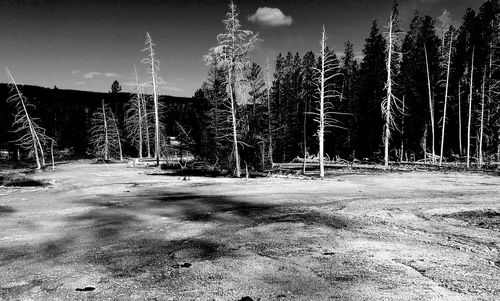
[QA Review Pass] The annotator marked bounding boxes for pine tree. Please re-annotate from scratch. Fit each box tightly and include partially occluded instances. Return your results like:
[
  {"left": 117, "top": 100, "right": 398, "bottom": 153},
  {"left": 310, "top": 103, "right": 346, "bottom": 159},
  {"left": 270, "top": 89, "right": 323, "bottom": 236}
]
[{"left": 356, "top": 21, "right": 386, "bottom": 159}]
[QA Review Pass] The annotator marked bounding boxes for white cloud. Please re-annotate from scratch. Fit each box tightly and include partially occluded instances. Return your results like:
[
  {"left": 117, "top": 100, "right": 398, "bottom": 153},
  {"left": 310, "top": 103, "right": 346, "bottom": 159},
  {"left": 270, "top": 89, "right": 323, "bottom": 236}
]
[
  {"left": 71, "top": 70, "right": 81, "bottom": 74},
  {"left": 105, "top": 72, "right": 119, "bottom": 78},
  {"left": 74, "top": 81, "right": 86, "bottom": 85},
  {"left": 248, "top": 7, "right": 293, "bottom": 27},
  {"left": 84, "top": 72, "right": 101, "bottom": 79}
]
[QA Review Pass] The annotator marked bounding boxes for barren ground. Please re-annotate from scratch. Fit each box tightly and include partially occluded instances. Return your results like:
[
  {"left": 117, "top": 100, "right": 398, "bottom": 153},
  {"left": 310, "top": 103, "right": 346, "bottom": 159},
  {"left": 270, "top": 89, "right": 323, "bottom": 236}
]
[{"left": 0, "top": 161, "right": 499, "bottom": 301}]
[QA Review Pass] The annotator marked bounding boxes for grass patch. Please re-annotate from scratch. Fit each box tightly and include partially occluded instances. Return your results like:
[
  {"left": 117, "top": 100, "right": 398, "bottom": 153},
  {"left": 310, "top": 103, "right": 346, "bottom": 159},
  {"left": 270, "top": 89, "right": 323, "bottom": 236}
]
[{"left": 0, "top": 173, "right": 49, "bottom": 187}]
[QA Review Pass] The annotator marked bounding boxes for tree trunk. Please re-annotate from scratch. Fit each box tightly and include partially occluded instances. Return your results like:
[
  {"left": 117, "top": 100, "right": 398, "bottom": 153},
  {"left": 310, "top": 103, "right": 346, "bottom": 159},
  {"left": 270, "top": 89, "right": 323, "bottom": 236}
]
[
  {"left": 102, "top": 100, "right": 109, "bottom": 161},
  {"left": 228, "top": 66, "right": 241, "bottom": 177},
  {"left": 424, "top": 44, "right": 435, "bottom": 164},
  {"left": 400, "top": 96, "right": 405, "bottom": 162},
  {"left": 302, "top": 95, "right": 308, "bottom": 174},
  {"left": 266, "top": 58, "right": 274, "bottom": 167},
  {"left": 467, "top": 48, "right": 475, "bottom": 169},
  {"left": 135, "top": 67, "right": 143, "bottom": 159},
  {"left": 318, "top": 29, "right": 326, "bottom": 179},
  {"left": 110, "top": 110, "right": 123, "bottom": 161},
  {"left": 142, "top": 97, "right": 151, "bottom": 158},
  {"left": 479, "top": 70, "right": 486, "bottom": 167},
  {"left": 439, "top": 36, "right": 453, "bottom": 165},
  {"left": 384, "top": 14, "right": 394, "bottom": 169},
  {"left": 458, "top": 81, "right": 462, "bottom": 158}
]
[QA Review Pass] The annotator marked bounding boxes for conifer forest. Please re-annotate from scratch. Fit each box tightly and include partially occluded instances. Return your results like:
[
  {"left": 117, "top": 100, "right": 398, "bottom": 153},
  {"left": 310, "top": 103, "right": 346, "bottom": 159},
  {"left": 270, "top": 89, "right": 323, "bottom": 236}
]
[{"left": 1, "top": 1, "right": 500, "bottom": 300}]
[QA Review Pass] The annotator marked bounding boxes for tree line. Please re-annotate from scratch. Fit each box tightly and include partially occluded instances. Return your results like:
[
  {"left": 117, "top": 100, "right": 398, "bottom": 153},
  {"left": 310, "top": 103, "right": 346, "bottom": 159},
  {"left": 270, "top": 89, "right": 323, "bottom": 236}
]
[
  {"left": 192, "top": 0, "right": 500, "bottom": 175},
  {"left": 3, "top": 0, "right": 500, "bottom": 175}
]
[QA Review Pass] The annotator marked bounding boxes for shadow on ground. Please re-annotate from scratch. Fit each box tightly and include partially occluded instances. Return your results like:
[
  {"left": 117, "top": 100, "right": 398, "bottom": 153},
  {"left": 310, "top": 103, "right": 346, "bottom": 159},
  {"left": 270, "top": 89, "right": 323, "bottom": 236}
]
[{"left": 1, "top": 189, "right": 350, "bottom": 299}]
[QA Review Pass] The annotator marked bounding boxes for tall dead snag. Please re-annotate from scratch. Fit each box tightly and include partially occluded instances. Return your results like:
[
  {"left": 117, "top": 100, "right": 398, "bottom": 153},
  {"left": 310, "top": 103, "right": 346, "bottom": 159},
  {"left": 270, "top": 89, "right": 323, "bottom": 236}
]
[
  {"left": 424, "top": 44, "right": 436, "bottom": 164},
  {"left": 265, "top": 58, "right": 274, "bottom": 167},
  {"left": 6, "top": 69, "right": 50, "bottom": 169},
  {"left": 467, "top": 48, "right": 475, "bottom": 169},
  {"left": 312, "top": 26, "right": 343, "bottom": 179},
  {"left": 479, "top": 70, "right": 486, "bottom": 167},
  {"left": 90, "top": 100, "right": 121, "bottom": 160},
  {"left": 382, "top": 2, "right": 403, "bottom": 168},
  {"left": 125, "top": 66, "right": 146, "bottom": 158},
  {"left": 439, "top": 11, "right": 453, "bottom": 165},
  {"left": 458, "top": 81, "right": 463, "bottom": 157},
  {"left": 142, "top": 94, "right": 152, "bottom": 158},
  {"left": 109, "top": 110, "right": 123, "bottom": 161},
  {"left": 204, "top": 1, "right": 258, "bottom": 177},
  {"left": 142, "top": 32, "right": 161, "bottom": 165}
]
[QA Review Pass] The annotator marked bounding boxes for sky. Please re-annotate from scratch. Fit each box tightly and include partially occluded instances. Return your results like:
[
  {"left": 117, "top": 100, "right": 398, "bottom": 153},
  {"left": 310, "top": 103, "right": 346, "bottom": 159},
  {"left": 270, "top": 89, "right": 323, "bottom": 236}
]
[{"left": 0, "top": 0, "right": 487, "bottom": 97}]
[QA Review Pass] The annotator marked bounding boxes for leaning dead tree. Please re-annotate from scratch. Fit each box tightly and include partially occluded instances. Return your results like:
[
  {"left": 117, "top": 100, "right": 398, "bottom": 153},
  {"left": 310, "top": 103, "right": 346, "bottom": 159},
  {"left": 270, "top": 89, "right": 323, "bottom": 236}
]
[
  {"left": 312, "top": 26, "right": 343, "bottom": 179},
  {"left": 90, "top": 100, "right": 122, "bottom": 160},
  {"left": 438, "top": 11, "right": 454, "bottom": 165},
  {"left": 382, "top": 3, "right": 403, "bottom": 168},
  {"left": 204, "top": 1, "right": 258, "bottom": 177},
  {"left": 142, "top": 32, "right": 162, "bottom": 165},
  {"left": 6, "top": 69, "right": 51, "bottom": 169}
]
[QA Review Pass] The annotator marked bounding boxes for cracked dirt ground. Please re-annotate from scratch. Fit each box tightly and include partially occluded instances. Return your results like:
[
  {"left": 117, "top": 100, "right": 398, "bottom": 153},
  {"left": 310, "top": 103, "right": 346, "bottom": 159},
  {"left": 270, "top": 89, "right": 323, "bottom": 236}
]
[{"left": 0, "top": 161, "right": 499, "bottom": 300}]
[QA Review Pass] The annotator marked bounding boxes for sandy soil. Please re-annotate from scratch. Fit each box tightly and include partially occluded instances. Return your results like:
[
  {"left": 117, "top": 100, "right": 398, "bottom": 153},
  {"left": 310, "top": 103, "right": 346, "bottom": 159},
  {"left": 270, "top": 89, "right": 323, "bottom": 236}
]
[{"left": 0, "top": 160, "right": 499, "bottom": 301}]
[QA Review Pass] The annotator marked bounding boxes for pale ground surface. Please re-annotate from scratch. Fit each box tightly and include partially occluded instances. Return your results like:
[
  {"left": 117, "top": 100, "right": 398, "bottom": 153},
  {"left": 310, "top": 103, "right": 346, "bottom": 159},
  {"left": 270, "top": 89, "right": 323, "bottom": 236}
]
[{"left": 0, "top": 160, "right": 499, "bottom": 301}]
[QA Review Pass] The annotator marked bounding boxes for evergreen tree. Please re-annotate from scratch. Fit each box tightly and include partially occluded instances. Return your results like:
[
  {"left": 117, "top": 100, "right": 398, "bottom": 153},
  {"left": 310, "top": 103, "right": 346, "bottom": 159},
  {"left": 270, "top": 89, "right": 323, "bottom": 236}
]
[{"left": 355, "top": 21, "right": 386, "bottom": 159}]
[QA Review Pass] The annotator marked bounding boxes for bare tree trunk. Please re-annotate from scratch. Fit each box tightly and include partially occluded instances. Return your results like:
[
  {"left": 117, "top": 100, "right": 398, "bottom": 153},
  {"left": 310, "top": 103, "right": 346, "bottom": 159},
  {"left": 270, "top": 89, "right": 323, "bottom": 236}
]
[
  {"left": 458, "top": 81, "right": 462, "bottom": 158},
  {"left": 467, "top": 48, "right": 475, "bottom": 169},
  {"left": 400, "top": 96, "right": 405, "bottom": 162},
  {"left": 384, "top": 14, "right": 394, "bottom": 169},
  {"left": 51, "top": 139, "right": 55, "bottom": 170},
  {"left": 135, "top": 66, "right": 143, "bottom": 159},
  {"left": 266, "top": 58, "right": 273, "bottom": 167},
  {"left": 110, "top": 110, "right": 123, "bottom": 161},
  {"left": 302, "top": 95, "right": 308, "bottom": 174},
  {"left": 439, "top": 36, "right": 453, "bottom": 165},
  {"left": 142, "top": 96, "right": 151, "bottom": 158},
  {"left": 102, "top": 100, "right": 109, "bottom": 161},
  {"left": 228, "top": 66, "right": 241, "bottom": 177},
  {"left": 144, "top": 32, "right": 161, "bottom": 165},
  {"left": 424, "top": 44, "right": 436, "bottom": 164},
  {"left": 479, "top": 70, "right": 486, "bottom": 167},
  {"left": 318, "top": 28, "right": 326, "bottom": 179}
]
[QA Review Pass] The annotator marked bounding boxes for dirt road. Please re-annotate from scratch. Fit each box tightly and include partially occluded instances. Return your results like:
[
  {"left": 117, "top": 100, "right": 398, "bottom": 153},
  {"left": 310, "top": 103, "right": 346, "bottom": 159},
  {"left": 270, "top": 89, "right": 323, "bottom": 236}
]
[{"left": 0, "top": 161, "right": 499, "bottom": 300}]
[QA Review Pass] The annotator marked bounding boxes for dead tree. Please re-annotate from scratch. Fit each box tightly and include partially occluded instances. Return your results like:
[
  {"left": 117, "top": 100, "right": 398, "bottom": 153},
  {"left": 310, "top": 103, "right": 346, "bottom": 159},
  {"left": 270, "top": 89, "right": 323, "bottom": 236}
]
[
  {"left": 458, "top": 80, "right": 463, "bottom": 157},
  {"left": 479, "top": 70, "right": 486, "bottom": 166},
  {"left": 265, "top": 58, "right": 274, "bottom": 167},
  {"left": 142, "top": 32, "right": 161, "bottom": 165},
  {"left": 204, "top": 1, "right": 258, "bottom": 177},
  {"left": 142, "top": 93, "right": 152, "bottom": 158},
  {"left": 467, "top": 48, "right": 475, "bottom": 169},
  {"left": 439, "top": 12, "right": 453, "bottom": 165},
  {"left": 383, "top": 4, "right": 403, "bottom": 168},
  {"left": 109, "top": 110, "right": 123, "bottom": 161},
  {"left": 6, "top": 69, "right": 50, "bottom": 169},
  {"left": 90, "top": 100, "right": 121, "bottom": 160},
  {"left": 424, "top": 44, "right": 436, "bottom": 164},
  {"left": 312, "top": 26, "right": 343, "bottom": 179},
  {"left": 125, "top": 66, "right": 146, "bottom": 158}
]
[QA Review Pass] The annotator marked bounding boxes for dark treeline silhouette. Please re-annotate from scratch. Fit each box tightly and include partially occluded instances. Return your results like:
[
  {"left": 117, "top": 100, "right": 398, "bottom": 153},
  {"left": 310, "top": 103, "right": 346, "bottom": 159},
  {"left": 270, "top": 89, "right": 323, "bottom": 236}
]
[{"left": 0, "top": 83, "right": 196, "bottom": 158}]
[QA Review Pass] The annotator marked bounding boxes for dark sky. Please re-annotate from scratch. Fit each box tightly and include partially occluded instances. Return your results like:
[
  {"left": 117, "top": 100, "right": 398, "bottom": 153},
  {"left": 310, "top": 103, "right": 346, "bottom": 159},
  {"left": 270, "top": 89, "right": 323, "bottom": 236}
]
[{"left": 0, "top": 0, "right": 485, "bottom": 97}]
